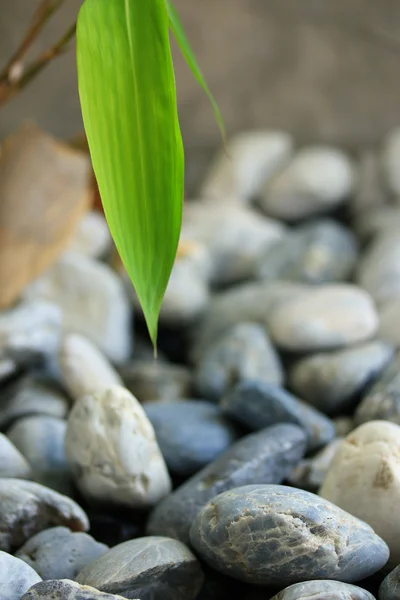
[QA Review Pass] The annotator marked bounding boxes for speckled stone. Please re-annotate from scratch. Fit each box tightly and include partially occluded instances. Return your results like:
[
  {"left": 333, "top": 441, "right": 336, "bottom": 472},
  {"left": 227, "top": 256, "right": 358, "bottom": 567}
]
[
  {"left": 379, "top": 564, "right": 400, "bottom": 600},
  {"left": 355, "top": 354, "right": 400, "bottom": 425},
  {"left": 255, "top": 219, "right": 358, "bottom": 284},
  {"left": 221, "top": 380, "right": 335, "bottom": 451},
  {"left": 0, "top": 433, "right": 33, "bottom": 479},
  {"left": 287, "top": 438, "right": 343, "bottom": 492},
  {"left": 357, "top": 231, "right": 400, "bottom": 306},
  {"left": 144, "top": 400, "right": 240, "bottom": 476},
  {"left": 16, "top": 526, "right": 108, "bottom": 581},
  {"left": 0, "top": 551, "right": 41, "bottom": 600},
  {"left": 146, "top": 424, "right": 307, "bottom": 544},
  {"left": 269, "top": 580, "right": 375, "bottom": 600},
  {"left": 22, "top": 579, "right": 129, "bottom": 599},
  {"left": 190, "top": 484, "right": 389, "bottom": 586},
  {"left": 194, "top": 322, "right": 283, "bottom": 402},
  {"left": 0, "top": 478, "right": 89, "bottom": 552},
  {"left": 120, "top": 360, "right": 192, "bottom": 403},
  {"left": 76, "top": 536, "right": 204, "bottom": 600},
  {"left": 289, "top": 341, "right": 394, "bottom": 416}
]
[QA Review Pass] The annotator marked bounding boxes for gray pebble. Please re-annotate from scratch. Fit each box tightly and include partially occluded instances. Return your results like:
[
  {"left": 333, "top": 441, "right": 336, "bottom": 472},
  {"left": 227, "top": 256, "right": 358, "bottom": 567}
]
[
  {"left": 190, "top": 484, "right": 389, "bottom": 586},
  {"left": 289, "top": 341, "right": 394, "bottom": 416},
  {"left": 221, "top": 380, "right": 335, "bottom": 451},
  {"left": 270, "top": 580, "right": 375, "bottom": 600},
  {"left": 255, "top": 219, "right": 358, "bottom": 284},
  {"left": 120, "top": 360, "right": 192, "bottom": 403},
  {"left": 146, "top": 423, "right": 307, "bottom": 544},
  {"left": 16, "top": 526, "right": 108, "bottom": 581},
  {"left": 355, "top": 354, "right": 400, "bottom": 425},
  {"left": 0, "top": 478, "right": 89, "bottom": 552},
  {"left": 287, "top": 438, "right": 343, "bottom": 492},
  {"left": 355, "top": 206, "right": 400, "bottom": 241},
  {"left": 195, "top": 322, "right": 283, "bottom": 402},
  {"left": 0, "top": 551, "right": 41, "bottom": 600},
  {"left": 357, "top": 231, "right": 400, "bottom": 306},
  {"left": 144, "top": 400, "right": 240, "bottom": 476},
  {"left": 22, "top": 579, "right": 129, "bottom": 599},
  {"left": 378, "top": 297, "right": 400, "bottom": 349},
  {"left": 379, "top": 564, "right": 400, "bottom": 600},
  {"left": 0, "top": 433, "right": 33, "bottom": 479},
  {"left": 76, "top": 536, "right": 204, "bottom": 600}
]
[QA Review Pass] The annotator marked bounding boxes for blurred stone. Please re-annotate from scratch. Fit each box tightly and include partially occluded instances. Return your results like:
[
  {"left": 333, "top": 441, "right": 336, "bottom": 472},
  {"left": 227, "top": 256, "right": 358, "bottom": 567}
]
[
  {"left": 0, "top": 433, "right": 33, "bottom": 479},
  {"left": 382, "top": 127, "right": 400, "bottom": 197},
  {"left": 67, "top": 211, "right": 112, "bottom": 259},
  {"left": 378, "top": 298, "right": 400, "bottom": 348},
  {"left": 357, "top": 230, "right": 400, "bottom": 305},
  {"left": 352, "top": 150, "right": 387, "bottom": 216},
  {"left": 287, "top": 438, "right": 342, "bottom": 492},
  {"left": 355, "top": 354, "right": 400, "bottom": 425},
  {"left": 120, "top": 360, "right": 191, "bottom": 403},
  {"left": 355, "top": 206, "right": 400, "bottom": 241}
]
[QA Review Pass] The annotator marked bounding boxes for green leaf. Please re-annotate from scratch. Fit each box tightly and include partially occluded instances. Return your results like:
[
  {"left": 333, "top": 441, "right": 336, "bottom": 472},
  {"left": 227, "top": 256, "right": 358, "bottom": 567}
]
[
  {"left": 77, "top": 0, "right": 184, "bottom": 350},
  {"left": 166, "top": 0, "right": 225, "bottom": 143}
]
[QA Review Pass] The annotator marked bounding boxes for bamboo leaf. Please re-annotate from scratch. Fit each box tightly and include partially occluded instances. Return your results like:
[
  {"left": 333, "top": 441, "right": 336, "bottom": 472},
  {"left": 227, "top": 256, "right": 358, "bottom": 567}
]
[
  {"left": 166, "top": 0, "right": 225, "bottom": 142},
  {"left": 76, "top": 0, "right": 184, "bottom": 350}
]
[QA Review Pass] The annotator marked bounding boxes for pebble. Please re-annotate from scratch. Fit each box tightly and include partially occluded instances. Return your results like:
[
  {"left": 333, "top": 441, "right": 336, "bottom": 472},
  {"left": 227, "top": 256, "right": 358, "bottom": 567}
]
[
  {"left": 289, "top": 341, "right": 394, "bottom": 416},
  {"left": 259, "top": 146, "right": 355, "bottom": 220},
  {"left": 255, "top": 219, "right": 358, "bottom": 284},
  {"left": 144, "top": 400, "right": 240, "bottom": 476},
  {"left": 200, "top": 130, "right": 293, "bottom": 203},
  {"left": 65, "top": 385, "right": 171, "bottom": 508},
  {"left": 287, "top": 438, "right": 342, "bottom": 492},
  {"left": 379, "top": 564, "right": 400, "bottom": 600},
  {"left": 120, "top": 360, "right": 192, "bottom": 403},
  {"left": 320, "top": 421, "right": 400, "bottom": 566},
  {"left": 76, "top": 536, "right": 204, "bottom": 600},
  {"left": 16, "top": 526, "right": 108, "bottom": 581},
  {"left": 0, "top": 433, "right": 33, "bottom": 479},
  {"left": 221, "top": 380, "right": 335, "bottom": 452},
  {"left": 23, "top": 251, "right": 132, "bottom": 364},
  {"left": 269, "top": 580, "right": 375, "bottom": 600},
  {"left": 0, "top": 478, "right": 88, "bottom": 552},
  {"left": 67, "top": 211, "right": 112, "bottom": 259},
  {"left": 334, "top": 416, "right": 355, "bottom": 437},
  {"left": 381, "top": 127, "right": 400, "bottom": 197},
  {"left": 58, "top": 334, "right": 122, "bottom": 402},
  {"left": 355, "top": 355, "right": 400, "bottom": 425},
  {"left": 0, "top": 551, "right": 41, "bottom": 600},
  {"left": 357, "top": 230, "right": 400, "bottom": 305},
  {"left": 267, "top": 284, "right": 378, "bottom": 352},
  {"left": 378, "top": 298, "right": 400, "bottom": 348},
  {"left": 146, "top": 423, "right": 307, "bottom": 543},
  {"left": 22, "top": 580, "right": 129, "bottom": 599},
  {"left": 355, "top": 206, "right": 400, "bottom": 241},
  {"left": 190, "top": 484, "right": 389, "bottom": 586},
  {"left": 194, "top": 322, "right": 283, "bottom": 402},
  {"left": 352, "top": 150, "right": 388, "bottom": 217}
]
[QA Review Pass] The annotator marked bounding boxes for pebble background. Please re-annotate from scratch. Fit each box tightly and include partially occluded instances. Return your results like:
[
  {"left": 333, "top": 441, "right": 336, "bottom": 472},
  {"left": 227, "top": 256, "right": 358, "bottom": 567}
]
[{"left": 3, "top": 129, "right": 400, "bottom": 598}]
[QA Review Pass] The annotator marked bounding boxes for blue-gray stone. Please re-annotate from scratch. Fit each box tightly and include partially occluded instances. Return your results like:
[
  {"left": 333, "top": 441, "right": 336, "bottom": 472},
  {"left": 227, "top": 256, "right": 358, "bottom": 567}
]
[
  {"left": 16, "top": 526, "right": 108, "bottom": 581},
  {"left": 0, "top": 551, "right": 41, "bottom": 600},
  {"left": 190, "top": 484, "right": 389, "bottom": 587},
  {"left": 146, "top": 424, "right": 307, "bottom": 544},
  {"left": 379, "top": 564, "right": 400, "bottom": 600},
  {"left": 270, "top": 580, "right": 375, "bottom": 599},
  {"left": 21, "top": 579, "right": 127, "bottom": 599},
  {"left": 144, "top": 400, "right": 240, "bottom": 476},
  {"left": 221, "top": 380, "right": 335, "bottom": 451},
  {"left": 355, "top": 355, "right": 400, "bottom": 426}
]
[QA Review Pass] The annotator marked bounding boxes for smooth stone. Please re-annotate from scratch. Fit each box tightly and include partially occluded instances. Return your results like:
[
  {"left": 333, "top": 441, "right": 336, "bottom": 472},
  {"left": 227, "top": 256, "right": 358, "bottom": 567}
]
[
  {"left": 0, "top": 551, "right": 41, "bottom": 600},
  {"left": 200, "top": 130, "right": 294, "bottom": 203},
  {"left": 0, "top": 433, "right": 33, "bottom": 479},
  {"left": 144, "top": 400, "right": 240, "bottom": 476},
  {"left": 357, "top": 231, "right": 400, "bottom": 306},
  {"left": 65, "top": 385, "right": 171, "bottom": 508},
  {"left": 289, "top": 341, "right": 394, "bottom": 416},
  {"left": 76, "top": 536, "right": 204, "bottom": 600},
  {"left": 16, "top": 526, "right": 108, "bottom": 581},
  {"left": 382, "top": 127, "right": 400, "bottom": 197},
  {"left": 146, "top": 423, "right": 307, "bottom": 544},
  {"left": 270, "top": 580, "right": 375, "bottom": 600},
  {"left": 255, "top": 219, "right": 358, "bottom": 284},
  {"left": 7, "top": 416, "right": 67, "bottom": 474},
  {"left": 287, "top": 438, "right": 342, "bottom": 492},
  {"left": 221, "top": 380, "right": 335, "bottom": 452},
  {"left": 259, "top": 146, "right": 355, "bottom": 221},
  {"left": 23, "top": 251, "right": 132, "bottom": 364},
  {"left": 190, "top": 484, "right": 389, "bottom": 586},
  {"left": 378, "top": 298, "right": 400, "bottom": 348},
  {"left": 120, "top": 360, "right": 192, "bottom": 403},
  {"left": 67, "top": 211, "right": 112, "bottom": 259},
  {"left": 22, "top": 580, "right": 128, "bottom": 599},
  {"left": 352, "top": 150, "right": 388, "bottom": 217},
  {"left": 58, "top": 334, "right": 122, "bottom": 402},
  {"left": 320, "top": 420, "right": 400, "bottom": 566},
  {"left": 0, "top": 376, "right": 69, "bottom": 429},
  {"left": 355, "top": 355, "right": 400, "bottom": 425},
  {"left": 194, "top": 322, "right": 283, "bottom": 402},
  {"left": 267, "top": 284, "right": 378, "bottom": 352},
  {"left": 334, "top": 417, "right": 354, "bottom": 437},
  {"left": 379, "top": 564, "right": 400, "bottom": 600},
  {"left": 355, "top": 206, "right": 400, "bottom": 241},
  {"left": 0, "top": 478, "right": 88, "bottom": 552}
]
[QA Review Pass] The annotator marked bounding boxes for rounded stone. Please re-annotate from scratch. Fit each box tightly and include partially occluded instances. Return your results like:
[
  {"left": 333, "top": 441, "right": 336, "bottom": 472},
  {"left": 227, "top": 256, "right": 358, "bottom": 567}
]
[
  {"left": 65, "top": 385, "right": 171, "bottom": 508},
  {"left": 67, "top": 211, "right": 112, "bottom": 259},
  {"left": 21, "top": 579, "right": 129, "bottom": 599},
  {"left": 0, "top": 433, "right": 33, "bottom": 479},
  {"left": 382, "top": 127, "right": 400, "bottom": 197},
  {"left": 269, "top": 580, "right": 375, "bottom": 600},
  {"left": 144, "top": 400, "right": 240, "bottom": 476},
  {"left": 267, "top": 284, "right": 378, "bottom": 352},
  {"left": 120, "top": 360, "right": 192, "bottom": 403},
  {"left": 0, "top": 478, "right": 89, "bottom": 552},
  {"left": 221, "top": 380, "right": 335, "bottom": 452},
  {"left": 16, "top": 526, "right": 108, "bottom": 581},
  {"left": 287, "top": 438, "right": 342, "bottom": 492},
  {"left": 378, "top": 298, "right": 400, "bottom": 348},
  {"left": 379, "top": 564, "right": 400, "bottom": 600},
  {"left": 0, "top": 551, "right": 41, "bottom": 600},
  {"left": 357, "top": 231, "right": 400, "bottom": 306},
  {"left": 255, "top": 219, "right": 358, "bottom": 284},
  {"left": 355, "top": 355, "right": 400, "bottom": 425},
  {"left": 190, "top": 484, "right": 389, "bottom": 586},
  {"left": 194, "top": 322, "right": 283, "bottom": 402},
  {"left": 76, "top": 536, "right": 204, "bottom": 600},
  {"left": 146, "top": 424, "right": 307, "bottom": 544},
  {"left": 289, "top": 341, "right": 394, "bottom": 416},
  {"left": 320, "top": 420, "right": 400, "bottom": 566}
]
